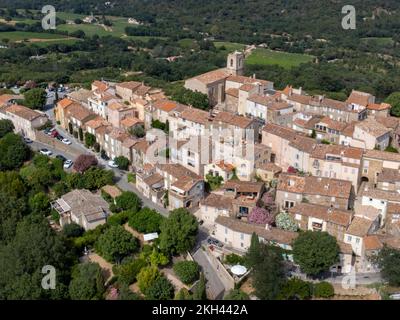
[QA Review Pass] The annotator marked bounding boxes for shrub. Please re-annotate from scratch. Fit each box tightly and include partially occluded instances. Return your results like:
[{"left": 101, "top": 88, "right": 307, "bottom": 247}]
[
  {"left": 114, "top": 258, "right": 147, "bottom": 285},
  {"left": 173, "top": 261, "right": 200, "bottom": 285},
  {"left": 248, "top": 206, "right": 274, "bottom": 225},
  {"left": 107, "top": 211, "right": 131, "bottom": 226},
  {"left": 278, "top": 278, "right": 312, "bottom": 300},
  {"left": 114, "top": 156, "right": 130, "bottom": 170},
  {"left": 314, "top": 281, "right": 334, "bottom": 298},
  {"left": 62, "top": 223, "right": 84, "bottom": 238},
  {"left": 115, "top": 191, "right": 142, "bottom": 213},
  {"left": 224, "top": 253, "right": 246, "bottom": 265},
  {"left": 145, "top": 276, "right": 174, "bottom": 300}
]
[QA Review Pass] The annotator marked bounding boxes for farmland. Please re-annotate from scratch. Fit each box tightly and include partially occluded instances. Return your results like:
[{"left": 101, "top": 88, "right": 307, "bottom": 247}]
[{"left": 246, "top": 48, "right": 314, "bottom": 69}]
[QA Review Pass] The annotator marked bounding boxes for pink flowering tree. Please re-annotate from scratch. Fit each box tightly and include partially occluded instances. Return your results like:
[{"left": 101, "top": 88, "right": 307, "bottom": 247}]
[{"left": 248, "top": 206, "right": 274, "bottom": 225}]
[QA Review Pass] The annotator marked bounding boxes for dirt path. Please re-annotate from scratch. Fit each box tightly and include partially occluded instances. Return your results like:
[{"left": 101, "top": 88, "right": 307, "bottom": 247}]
[{"left": 15, "top": 37, "right": 78, "bottom": 43}]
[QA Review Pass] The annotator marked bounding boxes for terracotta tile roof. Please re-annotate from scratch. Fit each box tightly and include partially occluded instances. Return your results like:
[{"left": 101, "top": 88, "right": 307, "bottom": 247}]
[
  {"left": 121, "top": 117, "right": 143, "bottom": 128},
  {"left": 116, "top": 81, "right": 141, "bottom": 90},
  {"left": 289, "top": 203, "right": 352, "bottom": 227},
  {"left": 355, "top": 118, "right": 390, "bottom": 137},
  {"left": 0, "top": 94, "right": 21, "bottom": 106},
  {"left": 354, "top": 204, "right": 381, "bottom": 221},
  {"left": 346, "top": 90, "right": 374, "bottom": 107},
  {"left": 360, "top": 185, "right": 400, "bottom": 202},
  {"left": 363, "top": 235, "right": 383, "bottom": 251},
  {"left": 277, "top": 173, "right": 352, "bottom": 199},
  {"left": 143, "top": 173, "right": 164, "bottom": 186},
  {"left": 338, "top": 241, "right": 353, "bottom": 254},
  {"left": 122, "top": 137, "right": 138, "bottom": 148},
  {"left": 317, "top": 116, "right": 348, "bottom": 132},
  {"left": 57, "top": 98, "right": 74, "bottom": 109},
  {"left": 157, "top": 163, "right": 201, "bottom": 180},
  {"left": 363, "top": 149, "right": 400, "bottom": 162},
  {"left": 226, "top": 88, "right": 239, "bottom": 98},
  {"left": 212, "top": 111, "right": 254, "bottom": 128},
  {"left": 287, "top": 93, "right": 312, "bottom": 105},
  {"left": 65, "top": 103, "right": 93, "bottom": 121},
  {"left": 92, "top": 80, "right": 108, "bottom": 92},
  {"left": 381, "top": 236, "right": 400, "bottom": 249},
  {"left": 215, "top": 160, "right": 235, "bottom": 172},
  {"left": 226, "top": 75, "right": 271, "bottom": 86},
  {"left": 180, "top": 107, "right": 211, "bottom": 125},
  {"left": 85, "top": 116, "right": 110, "bottom": 130},
  {"left": 215, "top": 216, "right": 298, "bottom": 246},
  {"left": 189, "top": 68, "right": 230, "bottom": 85},
  {"left": 239, "top": 83, "right": 256, "bottom": 92},
  {"left": 152, "top": 99, "right": 188, "bottom": 113},
  {"left": 263, "top": 123, "right": 302, "bottom": 141},
  {"left": 101, "top": 185, "right": 122, "bottom": 198},
  {"left": 67, "top": 89, "right": 92, "bottom": 104},
  {"left": 201, "top": 193, "right": 233, "bottom": 210},
  {"left": 107, "top": 102, "right": 128, "bottom": 111},
  {"left": 367, "top": 103, "right": 391, "bottom": 111},
  {"left": 172, "top": 175, "right": 201, "bottom": 192},
  {"left": 132, "top": 140, "right": 150, "bottom": 153},
  {"left": 388, "top": 202, "right": 400, "bottom": 214},
  {"left": 223, "top": 180, "right": 264, "bottom": 194},
  {"left": 377, "top": 168, "right": 400, "bottom": 184},
  {"left": 248, "top": 94, "right": 274, "bottom": 106},
  {"left": 341, "top": 122, "right": 357, "bottom": 137},
  {"left": 2, "top": 104, "right": 45, "bottom": 121},
  {"left": 311, "top": 144, "right": 363, "bottom": 160},
  {"left": 289, "top": 135, "right": 317, "bottom": 153},
  {"left": 347, "top": 216, "right": 374, "bottom": 237},
  {"left": 135, "top": 84, "right": 151, "bottom": 96},
  {"left": 257, "top": 162, "right": 282, "bottom": 173},
  {"left": 374, "top": 116, "right": 400, "bottom": 129}
]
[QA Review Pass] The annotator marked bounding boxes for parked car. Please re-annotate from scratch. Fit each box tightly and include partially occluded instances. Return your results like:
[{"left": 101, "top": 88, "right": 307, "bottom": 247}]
[
  {"left": 101, "top": 152, "right": 110, "bottom": 161},
  {"left": 108, "top": 160, "right": 119, "bottom": 168},
  {"left": 24, "top": 137, "right": 33, "bottom": 144},
  {"left": 50, "top": 130, "right": 59, "bottom": 138},
  {"left": 56, "top": 155, "right": 67, "bottom": 162},
  {"left": 207, "top": 237, "right": 223, "bottom": 248},
  {"left": 63, "top": 159, "right": 73, "bottom": 169},
  {"left": 44, "top": 128, "right": 52, "bottom": 135},
  {"left": 56, "top": 135, "right": 64, "bottom": 141},
  {"left": 62, "top": 138, "right": 71, "bottom": 145},
  {"left": 40, "top": 148, "right": 52, "bottom": 156}
]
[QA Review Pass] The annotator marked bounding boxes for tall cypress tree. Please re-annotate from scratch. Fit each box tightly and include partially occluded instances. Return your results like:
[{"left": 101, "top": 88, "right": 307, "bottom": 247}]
[{"left": 245, "top": 232, "right": 261, "bottom": 268}]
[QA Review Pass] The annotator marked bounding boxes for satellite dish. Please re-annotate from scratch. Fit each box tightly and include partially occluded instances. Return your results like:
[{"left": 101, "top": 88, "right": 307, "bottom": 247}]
[{"left": 230, "top": 265, "right": 247, "bottom": 276}]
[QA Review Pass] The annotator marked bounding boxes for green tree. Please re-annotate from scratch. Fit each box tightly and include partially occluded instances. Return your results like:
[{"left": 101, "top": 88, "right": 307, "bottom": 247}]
[
  {"left": 292, "top": 231, "right": 339, "bottom": 276},
  {"left": 0, "top": 133, "right": 30, "bottom": 170},
  {"left": 376, "top": 245, "right": 400, "bottom": 286},
  {"left": 69, "top": 262, "right": 105, "bottom": 300},
  {"left": 193, "top": 272, "right": 206, "bottom": 300},
  {"left": 385, "top": 92, "right": 400, "bottom": 117},
  {"left": 278, "top": 278, "right": 312, "bottom": 300},
  {"left": 252, "top": 244, "right": 285, "bottom": 300},
  {"left": 29, "top": 192, "right": 50, "bottom": 216},
  {"left": 313, "top": 281, "right": 334, "bottom": 298},
  {"left": 118, "top": 283, "right": 141, "bottom": 300},
  {"left": 224, "top": 289, "right": 249, "bottom": 300},
  {"left": 175, "top": 288, "right": 192, "bottom": 300},
  {"left": 245, "top": 232, "right": 262, "bottom": 268},
  {"left": 129, "top": 207, "right": 164, "bottom": 233},
  {"left": 173, "top": 261, "right": 200, "bottom": 285},
  {"left": 24, "top": 88, "right": 46, "bottom": 110},
  {"left": 62, "top": 223, "right": 84, "bottom": 238},
  {"left": 114, "top": 258, "right": 147, "bottom": 285},
  {"left": 84, "top": 132, "right": 96, "bottom": 148},
  {"left": 205, "top": 173, "right": 223, "bottom": 191},
  {"left": 159, "top": 208, "right": 198, "bottom": 255},
  {"left": 137, "top": 266, "right": 160, "bottom": 293},
  {"left": 114, "top": 156, "right": 130, "bottom": 170},
  {"left": 0, "top": 119, "right": 14, "bottom": 138},
  {"left": 95, "top": 226, "right": 138, "bottom": 263},
  {"left": 131, "top": 125, "right": 145, "bottom": 138},
  {"left": 115, "top": 191, "right": 142, "bottom": 213},
  {"left": 145, "top": 276, "right": 174, "bottom": 300}
]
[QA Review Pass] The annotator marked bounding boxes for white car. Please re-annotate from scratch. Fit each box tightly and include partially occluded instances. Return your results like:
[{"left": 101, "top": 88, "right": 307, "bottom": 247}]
[
  {"left": 62, "top": 138, "right": 72, "bottom": 145},
  {"left": 40, "top": 149, "right": 52, "bottom": 156},
  {"left": 108, "top": 160, "right": 119, "bottom": 168},
  {"left": 63, "top": 159, "right": 73, "bottom": 169}
]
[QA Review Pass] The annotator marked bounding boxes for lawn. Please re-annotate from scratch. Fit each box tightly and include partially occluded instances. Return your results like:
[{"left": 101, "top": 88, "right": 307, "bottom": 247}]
[
  {"left": 0, "top": 31, "right": 69, "bottom": 41},
  {"left": 214, "top": 41, "right": 246, "bottom": 51},
  {"left": 246, "top": 48, "right": 314, "bottom": 69}
]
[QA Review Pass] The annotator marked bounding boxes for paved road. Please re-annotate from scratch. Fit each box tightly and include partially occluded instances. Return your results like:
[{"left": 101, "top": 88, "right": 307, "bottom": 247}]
[{"left": 192, "top": 248, "right": 225, "bottom": 300}]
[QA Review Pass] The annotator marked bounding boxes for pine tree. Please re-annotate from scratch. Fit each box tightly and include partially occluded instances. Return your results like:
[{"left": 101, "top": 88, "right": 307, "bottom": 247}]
[{"left": 245, "top": 232, "right": 261, "bottom": 267}]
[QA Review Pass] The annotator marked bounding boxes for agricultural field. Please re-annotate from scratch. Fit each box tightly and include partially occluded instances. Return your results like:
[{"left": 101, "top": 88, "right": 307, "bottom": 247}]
[
  {"left": 246, "top": 48, "right": 314, "bottom": 69},
  {"left": 0, "top": 31, "right": 70, "bottom": 42},
  {"left": 214, "top": 41, "right": 246, "bottom": 51}
]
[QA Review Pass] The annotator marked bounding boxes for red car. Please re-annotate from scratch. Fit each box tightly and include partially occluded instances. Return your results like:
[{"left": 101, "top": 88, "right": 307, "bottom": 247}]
[{"left": 50, "top": 130, "right": 59, "bottom": 138}]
